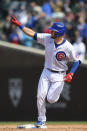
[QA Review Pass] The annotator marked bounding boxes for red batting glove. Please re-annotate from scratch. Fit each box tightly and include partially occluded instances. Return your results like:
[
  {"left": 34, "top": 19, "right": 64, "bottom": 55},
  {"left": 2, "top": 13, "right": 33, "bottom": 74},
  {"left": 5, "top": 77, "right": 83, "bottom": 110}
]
[
  {"left": 11, "top": 16, "right": 21, "bottom": 27},
  {"left": 64, "top": 73, "right": 73, "bottom": 83}
]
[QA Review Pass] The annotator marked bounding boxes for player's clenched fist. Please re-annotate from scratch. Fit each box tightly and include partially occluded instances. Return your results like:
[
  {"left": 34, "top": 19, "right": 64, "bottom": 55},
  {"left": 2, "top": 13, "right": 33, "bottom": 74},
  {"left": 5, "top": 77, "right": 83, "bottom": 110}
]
[{"left": 64, "top": 73, "right": 73, "bottom": 83}]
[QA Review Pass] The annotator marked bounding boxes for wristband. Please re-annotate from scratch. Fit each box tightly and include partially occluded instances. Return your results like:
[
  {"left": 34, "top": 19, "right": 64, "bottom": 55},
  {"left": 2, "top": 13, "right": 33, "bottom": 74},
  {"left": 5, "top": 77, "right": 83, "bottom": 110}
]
[{"left": 19, "top": 25, "right": 24, "bottom": 29}]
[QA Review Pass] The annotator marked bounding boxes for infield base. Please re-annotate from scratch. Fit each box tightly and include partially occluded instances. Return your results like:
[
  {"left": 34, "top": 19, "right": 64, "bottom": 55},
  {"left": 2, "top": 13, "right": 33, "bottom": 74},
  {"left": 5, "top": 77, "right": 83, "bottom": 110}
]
[{"left": 17, "top": 124, "right": 47, "bottom": 129}]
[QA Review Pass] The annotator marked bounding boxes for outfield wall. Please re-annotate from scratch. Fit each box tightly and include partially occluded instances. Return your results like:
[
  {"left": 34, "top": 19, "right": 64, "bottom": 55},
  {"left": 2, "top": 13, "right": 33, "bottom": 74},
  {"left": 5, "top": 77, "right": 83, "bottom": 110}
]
[{"left": 0, "top": 40, "right": 87, "bottom": 121}]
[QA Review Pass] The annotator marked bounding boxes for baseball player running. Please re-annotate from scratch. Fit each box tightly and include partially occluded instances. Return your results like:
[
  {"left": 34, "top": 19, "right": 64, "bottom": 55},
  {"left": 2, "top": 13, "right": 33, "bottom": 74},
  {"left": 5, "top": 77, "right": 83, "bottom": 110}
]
[{"left": 10, "top": 16, "right": 81, "bottom": 127}]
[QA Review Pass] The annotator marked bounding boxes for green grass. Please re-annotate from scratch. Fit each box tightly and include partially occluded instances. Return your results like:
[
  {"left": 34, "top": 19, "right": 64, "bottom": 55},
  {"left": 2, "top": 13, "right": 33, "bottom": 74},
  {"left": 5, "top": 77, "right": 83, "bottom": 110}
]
[
  {"left": 46, "top": 121, "right": 87, "bottom": 125},
  {"left": 0, "top": 121, "right": 87, "bottom": 125}
]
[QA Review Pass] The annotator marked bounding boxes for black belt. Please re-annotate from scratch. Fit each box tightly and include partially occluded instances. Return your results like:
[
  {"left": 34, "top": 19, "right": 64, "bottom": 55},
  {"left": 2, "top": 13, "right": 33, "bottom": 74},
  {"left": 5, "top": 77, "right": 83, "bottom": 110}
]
[{"left": 47, "top": 68, "right": 65, "bottom": 73}]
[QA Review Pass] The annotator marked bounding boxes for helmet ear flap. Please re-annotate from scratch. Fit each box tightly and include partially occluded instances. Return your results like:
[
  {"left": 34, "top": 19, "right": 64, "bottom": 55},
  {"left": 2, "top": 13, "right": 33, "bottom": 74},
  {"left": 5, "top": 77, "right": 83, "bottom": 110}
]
[
  {"left": 54, "top": 32, "right": 59, "bottom": 37},
  {"left": 54, "top": 31, "right": 64, "bottom": 37}
]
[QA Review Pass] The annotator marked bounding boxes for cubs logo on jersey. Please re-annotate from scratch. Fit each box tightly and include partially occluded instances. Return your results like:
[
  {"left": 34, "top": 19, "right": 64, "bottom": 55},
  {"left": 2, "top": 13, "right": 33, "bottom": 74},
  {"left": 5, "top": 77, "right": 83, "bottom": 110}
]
[{"left": 56, "top": 51, "right": 66, "bottom": 61}]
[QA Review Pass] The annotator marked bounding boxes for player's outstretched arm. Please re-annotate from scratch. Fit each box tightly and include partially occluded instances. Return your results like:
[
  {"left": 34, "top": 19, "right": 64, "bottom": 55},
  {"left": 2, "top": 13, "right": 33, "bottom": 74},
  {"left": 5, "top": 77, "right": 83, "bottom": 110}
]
[
  {"left": 10, "top": 16, "right": 35, "bottom": 37},
  {"left": 22, "top": 26, "right": 35, "bottom": 38}
]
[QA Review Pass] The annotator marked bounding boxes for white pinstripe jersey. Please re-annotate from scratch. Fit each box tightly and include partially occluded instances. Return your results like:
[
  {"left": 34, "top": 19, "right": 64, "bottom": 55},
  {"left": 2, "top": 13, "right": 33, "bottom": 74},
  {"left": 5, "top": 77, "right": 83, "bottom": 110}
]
[{"left": 37, "top": 33, "right": 79, "bottom": 72}]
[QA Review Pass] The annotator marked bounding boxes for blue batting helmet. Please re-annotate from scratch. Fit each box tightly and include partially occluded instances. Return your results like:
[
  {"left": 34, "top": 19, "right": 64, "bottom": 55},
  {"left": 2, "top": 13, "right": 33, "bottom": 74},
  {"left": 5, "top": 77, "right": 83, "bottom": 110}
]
[{"left": 48, "top": 22, "right": 66, "bottom": 37}]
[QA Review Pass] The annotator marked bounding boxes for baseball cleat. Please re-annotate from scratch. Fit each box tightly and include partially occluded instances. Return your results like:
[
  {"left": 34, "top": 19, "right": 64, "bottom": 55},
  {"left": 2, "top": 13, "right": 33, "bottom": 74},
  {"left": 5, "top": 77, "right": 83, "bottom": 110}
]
[{"left": 34, "top": 121, "right": 45, "bottom": 127}]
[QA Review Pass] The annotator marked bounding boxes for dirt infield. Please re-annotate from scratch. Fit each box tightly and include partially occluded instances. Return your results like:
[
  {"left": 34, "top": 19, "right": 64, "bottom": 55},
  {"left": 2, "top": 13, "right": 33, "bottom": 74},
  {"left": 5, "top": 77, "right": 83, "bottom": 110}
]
[{"left": 0, "top": 125, "right": 87, "bottom": 131}]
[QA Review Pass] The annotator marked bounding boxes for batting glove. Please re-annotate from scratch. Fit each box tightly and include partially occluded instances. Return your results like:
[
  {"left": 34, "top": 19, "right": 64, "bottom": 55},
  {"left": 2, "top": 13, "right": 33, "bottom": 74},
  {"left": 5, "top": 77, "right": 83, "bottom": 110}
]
[
  {"left": 64, "top": 73, "right": 73, "bottom": 83},
  {"left": 10, "top": 16, "right": 24, "bottom": 29}
]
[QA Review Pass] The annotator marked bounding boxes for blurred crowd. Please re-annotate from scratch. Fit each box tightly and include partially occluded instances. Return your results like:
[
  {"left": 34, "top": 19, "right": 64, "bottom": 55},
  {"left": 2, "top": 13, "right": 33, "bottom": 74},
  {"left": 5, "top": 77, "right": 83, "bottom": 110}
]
[{"left": 0, "top": 0, "right": 87, "bottom": 61}]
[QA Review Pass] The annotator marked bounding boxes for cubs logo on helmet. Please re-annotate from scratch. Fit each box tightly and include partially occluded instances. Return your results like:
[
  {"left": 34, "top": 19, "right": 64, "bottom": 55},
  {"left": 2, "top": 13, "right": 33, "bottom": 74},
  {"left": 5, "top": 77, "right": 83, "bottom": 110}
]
[{"left": 56, "top": 51, "right": 66, "bottom": 61}]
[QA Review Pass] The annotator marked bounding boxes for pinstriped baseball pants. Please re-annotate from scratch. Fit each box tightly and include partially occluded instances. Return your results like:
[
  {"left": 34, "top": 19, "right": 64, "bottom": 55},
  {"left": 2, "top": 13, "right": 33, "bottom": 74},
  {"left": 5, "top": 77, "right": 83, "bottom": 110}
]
[{"left": 37, "top": 68, "right": 65, "bottom": 122}]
